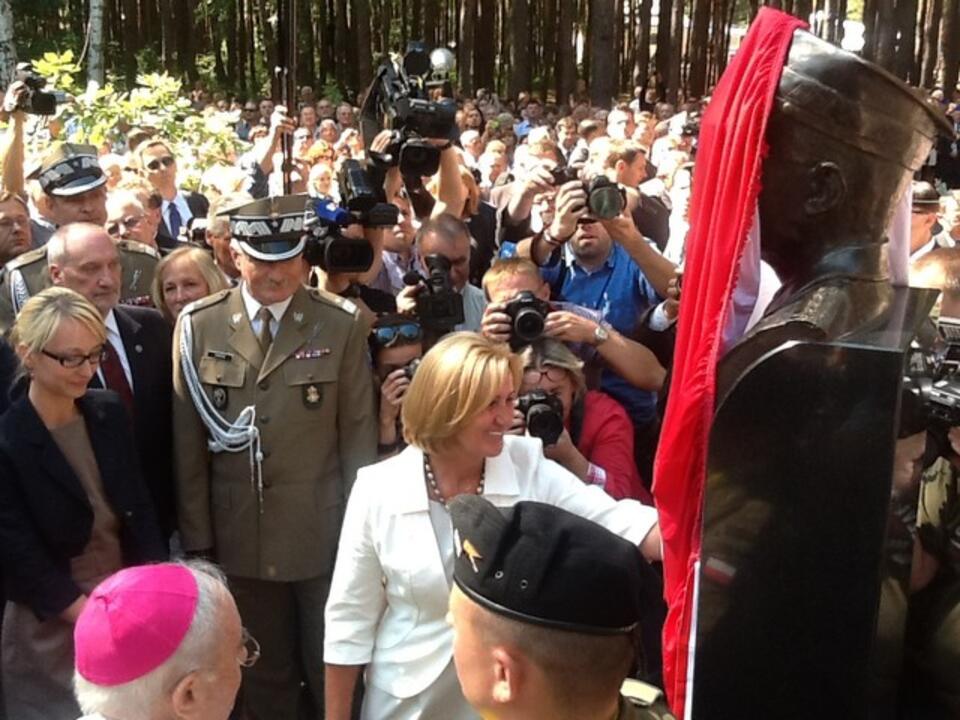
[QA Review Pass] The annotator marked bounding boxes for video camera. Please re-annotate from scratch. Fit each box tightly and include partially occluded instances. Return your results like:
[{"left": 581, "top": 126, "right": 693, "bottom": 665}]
[
  {"left": 901, "top": 316, "right": 960, "bottom": 460},
  {"left": 304, "top": 159, "right": 399, "bottom": 272},
  {"left": 504, "top": 291, "right": 550, "bottom": 349},
  {"left": 360, "top": 42, "right": 458, "bottom": 178},
  {"left": 13, "top": 62, "right": 59, "bottom": 116},
  {"left": 403, "top": 253, "right": 465, "bottom": 332},
  {"left": 550, "top": 166, "right": 627, "bottom": 220},
  {"left": 518, "top": 390, "right": 565, "bottom": 446}
]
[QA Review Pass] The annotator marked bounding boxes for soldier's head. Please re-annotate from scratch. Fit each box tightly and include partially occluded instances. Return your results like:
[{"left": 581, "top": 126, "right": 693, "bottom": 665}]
[
  {"left": 106, "top": 189, "right": 154, "bottom": 248},
  {"left": 910, "top": 181, "right": 942, "bottom": 254},
  {"left": 32, "top": 143, "right": 108, "bottom": 228},
  {"left": 227, "top": 196, "right": 308, "bottom": 306},
  {"left": 447, "top": 497, "right": 649, "bottom": 720},
  {"left": 756, "top": 31, "right": 954, "bottom": 281},
  {"left": 0, "top": 191, "right": 32, "bottom": 264},
  {"left": 47, "top": 222, "right": 121, "bottom": 317}
]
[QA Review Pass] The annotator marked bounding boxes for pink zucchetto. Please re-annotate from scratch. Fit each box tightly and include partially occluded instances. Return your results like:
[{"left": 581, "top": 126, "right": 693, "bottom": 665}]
[{"left": 74, "top": 564, "right": 199, "bottom": 686}]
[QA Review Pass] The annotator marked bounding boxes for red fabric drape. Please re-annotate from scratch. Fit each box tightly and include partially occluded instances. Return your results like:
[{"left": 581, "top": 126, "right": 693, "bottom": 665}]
[{"left": 652, "top": 9, "right": 806, "bottom": 717}]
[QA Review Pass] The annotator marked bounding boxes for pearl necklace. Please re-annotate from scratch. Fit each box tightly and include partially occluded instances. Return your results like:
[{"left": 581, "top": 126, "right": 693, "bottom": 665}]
[{"left": 423, "top": 454, "right": 485, "bottom": 507}]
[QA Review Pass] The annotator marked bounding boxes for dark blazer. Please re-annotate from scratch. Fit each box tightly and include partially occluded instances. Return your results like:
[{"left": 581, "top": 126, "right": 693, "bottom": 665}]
[
  {"left": 0, "top": 335, "right": 17, "bottom": 415},
  {"left": 89, "top": 305, "right": 175, "bottom": 536},
  {"left": 0, "top": 391, "right": 166, "bottom": 620},
  {"left": 156, "top": 191, "right": 210, "bottom": 251}
]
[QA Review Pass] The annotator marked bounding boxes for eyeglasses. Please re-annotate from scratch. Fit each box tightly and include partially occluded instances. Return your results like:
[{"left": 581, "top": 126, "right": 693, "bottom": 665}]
[
  {"left": 41, "top": 347, "right": 107, "bottom": 368},
  {"left": 145, "top": 156, "right": 176, "bottom": 172},
  {"left": 373, "top": 322, "right": 422, "bottom": 347},
  {"left": 239, "top": 627, "right": 260, "bottom": 668},
  {"left": 522, "top": 366, "right": 567, "bottom": 386},
  {"left": 106, "top": 215, "right": 143, "bottom": 236}
]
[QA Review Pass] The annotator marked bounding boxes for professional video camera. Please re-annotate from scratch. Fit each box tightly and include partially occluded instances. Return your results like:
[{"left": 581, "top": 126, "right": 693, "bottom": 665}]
[
  {"left": 504, "top": 291, "right": 550, "bottom": 349},
  {"left": 403, "top": 253, "right": 465, "bottom": 332},
  {"left": 901, "top": 316, "right": 960, "bottom": 460},
  {"left": 13, "top": 62, "right": 59, "bottom": 115},
  {"left": 518, "top": 390, "right": 565, "bottom": 446},
  {"left": 304, "top": 159, "right": 399, "bottom": 272},
  {"left": 360, "top": 42, "right": 458, "bottom": 178},
  {"left": 550, "top": 166, "right": 627, "bottom": 220}
]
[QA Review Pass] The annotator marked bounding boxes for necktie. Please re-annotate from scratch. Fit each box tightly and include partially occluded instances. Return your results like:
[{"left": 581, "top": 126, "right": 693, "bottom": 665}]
[
  {"left": 168, "top": 203, "right": 182, "bottom": 240},
  {"left": 256, "top": 307, "right": 274, "bottom": 354},
  {"left": 101, "top": 340, "right": 134, "bottom": 417}
]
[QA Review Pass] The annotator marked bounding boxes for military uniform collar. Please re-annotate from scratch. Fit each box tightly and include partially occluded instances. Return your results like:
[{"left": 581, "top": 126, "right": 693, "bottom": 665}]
[{"left": 240, "top": 282, "right": 294, "bottom": 324}]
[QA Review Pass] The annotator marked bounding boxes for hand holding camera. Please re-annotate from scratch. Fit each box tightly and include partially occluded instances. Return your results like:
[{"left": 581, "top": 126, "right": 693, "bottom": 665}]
[
  {"left": 549, "top": 181, "right": 589, "bottom": 242},
  {"left": 543, "top": 310, "right": 601, "bottom": 346},
  {"left": 517, "top": 391, "right": 565, "bottom": 446},
  {"left": 480, "top": 302, "right": 513, "bottom": 344},
  {"left": 1, "top": 81, "right": 29, "bottom": 117},
  {"left": 379, "top": 367, "right": 413, "bottom": 425}
]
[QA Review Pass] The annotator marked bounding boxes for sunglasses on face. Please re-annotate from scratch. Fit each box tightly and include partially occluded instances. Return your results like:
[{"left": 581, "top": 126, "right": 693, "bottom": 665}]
[
  {"left": 373, "top": 323, "right": 422, "bottom": 347},
  {"left": 106, "top": 216, "right": 143, "bottom": 236},
  {"left": 146, "top": 156, "right": 176, "bottom": 172}
]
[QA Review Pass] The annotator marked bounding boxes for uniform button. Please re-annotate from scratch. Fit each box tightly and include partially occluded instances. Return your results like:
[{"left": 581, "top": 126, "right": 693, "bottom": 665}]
[
  {"left": 262, "top": 451, "right": 271, "bottom": 460},
  {"left": 266, "top": 565, "right": 277, "bottom": 578},
  {"left": 124, "top": 510, "right": 134, "bottom": 518},
  {"left": 262, "top": 477, "right": 273, "bottom": 489},
  {"left": 307, "top": 373, "right": 314, "bottom": 380},
  {"left": 216, "top": 374, "right": 222, "bottom": 381},
  {"left": 258, "top": 380, "right": 270, "bottom": 391},
  {"left": 260, "top": 416, "right": 270, "bottom": 424}
]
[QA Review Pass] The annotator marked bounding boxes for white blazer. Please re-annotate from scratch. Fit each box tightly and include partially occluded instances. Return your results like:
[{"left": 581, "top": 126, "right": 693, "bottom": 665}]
[{"left": 323, "top": 436, "right": 658, "bottom": 699}]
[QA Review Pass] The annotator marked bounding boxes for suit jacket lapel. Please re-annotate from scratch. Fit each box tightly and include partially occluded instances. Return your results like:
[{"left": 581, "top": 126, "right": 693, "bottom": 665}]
[
  {"left": 78, "top": 395, "right": 122, "bottom": 503},
  {"left": 226, "top": 290, "right": 265, "bottom": 369},
  {"left": 257, "top": 287, "right": 316, "bottom": 383},
  {"left": 13, "top": 396, "right": 88, "bottom": 505},
  {"left": 113, "top": 307, "right": 144, "bottom": 392}
]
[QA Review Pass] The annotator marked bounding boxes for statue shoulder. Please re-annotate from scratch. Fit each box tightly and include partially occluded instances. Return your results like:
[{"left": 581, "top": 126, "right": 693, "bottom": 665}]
[
  {"left": 306, "top": 287, "right": 360, "bottom": 317},
  {"left": 182, "top": 288, "right": 232, "bottom": 317},
  {"left": 5, "top": 246, "right": 47, "bottom": 271},
  {"left": 117, "top": 239, "right": 161, "bottom": 261}
]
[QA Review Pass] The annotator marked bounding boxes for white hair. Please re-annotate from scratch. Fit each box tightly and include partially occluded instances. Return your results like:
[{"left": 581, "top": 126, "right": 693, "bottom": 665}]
[{"left": 73, "top": 560, "right": 231, "bottom": 716}]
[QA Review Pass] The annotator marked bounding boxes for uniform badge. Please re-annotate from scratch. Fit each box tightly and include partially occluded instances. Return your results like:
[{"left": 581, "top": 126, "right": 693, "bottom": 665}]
[
  {"left": 293, "top": 347, "right": 331, "bottom": 360},
  {"left": 293, "top": 311, "right": 304, "bottom": 323},
  {"left": 303, "top": 384, "right": 322, "bottom": 408},
  {"left": 232, "top": 312, "right": 242, "bottom": 324},
  {"left": 212, "top": 386, "right": 228, "bottom": 410}
]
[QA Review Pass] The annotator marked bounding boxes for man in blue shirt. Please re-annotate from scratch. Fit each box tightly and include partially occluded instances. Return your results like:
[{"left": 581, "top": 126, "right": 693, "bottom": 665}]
[{"left": 518, "top": 180, "right": 677, "bottom": 483}]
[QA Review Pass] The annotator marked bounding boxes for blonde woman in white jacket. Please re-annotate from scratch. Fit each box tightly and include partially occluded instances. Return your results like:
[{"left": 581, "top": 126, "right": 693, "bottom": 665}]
[{"left": 324, "top": 332, "right": 661, "bottom": 720}]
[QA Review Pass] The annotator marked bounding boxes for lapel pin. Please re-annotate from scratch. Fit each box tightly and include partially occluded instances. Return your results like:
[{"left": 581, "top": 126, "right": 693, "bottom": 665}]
[
  {"left": 134, "top": 344, "right": 143, "bottom": 353},
  {"left": 463, "top": 538, "right": 483, "bottom": 573},
  {"left": 232, "top": 312, "right": 242, "bottom": 324}
]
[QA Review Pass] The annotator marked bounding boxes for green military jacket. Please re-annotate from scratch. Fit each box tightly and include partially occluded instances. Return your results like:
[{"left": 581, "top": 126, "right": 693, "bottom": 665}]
[{"left": 172, "top": 284, "right": 378, "bottom": 582}]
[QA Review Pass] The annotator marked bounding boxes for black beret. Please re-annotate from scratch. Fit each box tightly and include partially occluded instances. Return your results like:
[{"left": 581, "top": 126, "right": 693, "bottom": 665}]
[{"left": 449, "top": 496, "right": 645, "bottom": 635}]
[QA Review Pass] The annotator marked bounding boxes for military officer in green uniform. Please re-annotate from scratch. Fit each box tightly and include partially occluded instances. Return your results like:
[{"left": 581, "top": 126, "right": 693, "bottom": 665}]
[
  {"left": 172, "top": 195, "right": 377, "bottom": 720},
  {"left": 448, "top": 496, "right": 675, "bottom": 720},
  {"left": 0, "top": 143, "right": 159, "bottom": 332}
]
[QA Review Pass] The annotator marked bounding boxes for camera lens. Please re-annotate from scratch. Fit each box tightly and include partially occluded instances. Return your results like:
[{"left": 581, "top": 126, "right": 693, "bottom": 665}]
[
  {"left": 588, "top": 185, "right": 625, "bottom": 220},
  {"left": 526, "top": 403, "right": 564, "bottom": 446},
  {"left": 513, "top": 308, "right": 545, "bottom": 343}
]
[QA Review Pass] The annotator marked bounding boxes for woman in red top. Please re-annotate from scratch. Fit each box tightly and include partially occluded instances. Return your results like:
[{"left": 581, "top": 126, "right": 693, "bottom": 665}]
[{"left": 517, "top": 339, "right": 651, "bottom": 503}]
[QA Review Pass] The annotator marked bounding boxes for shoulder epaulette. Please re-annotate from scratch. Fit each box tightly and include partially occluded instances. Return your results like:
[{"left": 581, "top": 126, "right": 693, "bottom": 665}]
[
  {"left": 308, "top": 287, "right": 359, "bottom": 316},
  {"left": 620, "top": 679, "right": 666, "bottom": 708},
  {"left": 118, "top": 239, "right": 161, "bottom": 260},
  {"left": 182, "top": 288, "right": 231, "bottom": 315},
  {"left": 4, "top": 245, "right": 47, "bottom": 271}
]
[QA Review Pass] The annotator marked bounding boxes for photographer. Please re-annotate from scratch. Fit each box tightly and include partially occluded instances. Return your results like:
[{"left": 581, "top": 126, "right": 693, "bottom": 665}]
[
  {"left": 238, "top": 105, "right": 296, "bottom": 199},
  {"left": 481, "top": 257, "right": 665, "bottom": 392},
  {"left": 370, "top": 314, "right": 424, "bottom": 458},
  {"left": 514, "top": 339, "right": 650, "bottom": 502}
]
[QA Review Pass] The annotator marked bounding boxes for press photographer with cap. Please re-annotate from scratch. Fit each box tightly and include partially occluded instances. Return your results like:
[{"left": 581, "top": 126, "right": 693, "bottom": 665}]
[
  {"left": 448, "top": 496, "right": 674, "bottom": 720},
  {"left": 72, "top": 561, "right": 250, "bottom": 720},
  {"left": 173, "top": 194, "right": 377, "bottom": 720},
  {"left": 324, "top": 332, "right": 660, "bottom": 720}
]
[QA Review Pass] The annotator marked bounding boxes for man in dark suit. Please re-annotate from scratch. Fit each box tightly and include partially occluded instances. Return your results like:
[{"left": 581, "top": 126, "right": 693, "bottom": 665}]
[
  {"left": 132, "top": 138, "right": 209, "bottom": 252},
  {"left": 46, "top": 223, "right": 175, "bottom": 538}
]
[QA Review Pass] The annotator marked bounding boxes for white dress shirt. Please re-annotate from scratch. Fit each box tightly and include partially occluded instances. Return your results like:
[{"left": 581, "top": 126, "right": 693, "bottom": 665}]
[
  {"left": 161, "top": 192, "right": 194, "bottom": 237},
  {"left": 241, "top": 282, "right": 293, "bottom": 337},
  {"left": 97, "top": 309, "right": 134, "bottom": 390}
]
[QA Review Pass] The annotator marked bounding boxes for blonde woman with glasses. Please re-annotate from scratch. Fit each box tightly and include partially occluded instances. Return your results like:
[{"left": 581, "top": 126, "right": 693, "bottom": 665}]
[{"left": 0, "top": 287, "right": 165, "bottom": 720}]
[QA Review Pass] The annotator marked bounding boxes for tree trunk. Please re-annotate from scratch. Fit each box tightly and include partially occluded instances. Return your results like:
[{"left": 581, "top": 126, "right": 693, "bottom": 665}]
[
  {"left": 940, "top": 0, "right": 960, "bottom": 101},
  {"left": 687, "top": 0, "right": 709, "bottom": 98},
  {"left": 335, "top": 0, "right": 349, "bottom": 91},
  {"left": 542, "top": 0, "right": 556, "bottom": 99},
  {"left": 422, "top": 0, "right": 438, "bottom": 47},
  {"left": 921, "top": 0, "right": 942, "bottom": 87},
  {"left": 460, "top": 0, "right": 477, "bottom": 94},
  {"left": 354, "top": 0, "right": 372, "bottom": 89},
  {"left": 894, "top": 0, "right": 917, "bottom": 80},
  {"left": 862, "top": 0, "right": 877, "bottom": 60},
  {"left": 88, "top": 0, "right": 106, "bottom": 88},
  {"left": 298, "top": 0, "right": 313, "bottom": 87},
  {"left": 874, "top": 0, "right": 897, "bottom": 70},
  {"left": 380, "top": 0, "right": 391, "bottom": 55},
  {"left": 589, "top": 0, "right": 616, "bottom": 105},
  {"left": 474, "top": 0, "right": 495, "bottom": 90},
  {"left": 0, "top": 0, "right": 16, "bottom": 88},
  {"left": 411, "top": 0, "right": 421, "bottom": 39},
  {"left": 121, "top": 0, "right": 140, "bottom": 84},
  {"left": 556, "top": 0, "right": 576, "bottom": 104},
  {"left": 667, "top": 0, "right": 683, "bottom": 103},
  {"left": 508, "top": 0, "right": 531, "bottom": 99},
  {"left": 636, "top": 0, "right": 651, "bottom": 92},
  {"left": 656, "top": 0, "right": 674, "bottom": 86}
]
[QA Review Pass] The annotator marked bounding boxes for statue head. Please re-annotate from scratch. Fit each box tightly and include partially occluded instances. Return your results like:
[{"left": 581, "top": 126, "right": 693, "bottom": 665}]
[{"left": 757, "top": 31, "right": 954, "bottom": 281}]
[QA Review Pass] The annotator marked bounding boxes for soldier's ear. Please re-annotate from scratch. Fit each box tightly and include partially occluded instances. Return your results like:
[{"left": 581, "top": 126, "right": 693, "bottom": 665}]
[{"left": 804, "top": 162, "right": 845, "bottom": 215}]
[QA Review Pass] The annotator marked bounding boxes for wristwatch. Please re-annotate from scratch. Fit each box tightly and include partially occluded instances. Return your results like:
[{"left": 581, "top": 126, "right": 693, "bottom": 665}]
[{"left": 593, "top": 325, "right": 610, "bottom": 346}]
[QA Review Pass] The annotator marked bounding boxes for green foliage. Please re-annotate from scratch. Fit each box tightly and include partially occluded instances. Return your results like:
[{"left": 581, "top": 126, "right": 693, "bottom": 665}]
[
  {"left": 319, "top": 78, "right": 344, "bottom": 103},
  {"left": 33, "top": 52, "right": 247, "bottom": 191}
]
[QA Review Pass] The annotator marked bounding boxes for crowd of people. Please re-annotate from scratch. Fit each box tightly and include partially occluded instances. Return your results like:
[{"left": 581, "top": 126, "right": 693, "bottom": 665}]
[{"left": 0, "top": 46, "right": 957, "bottom": 720}]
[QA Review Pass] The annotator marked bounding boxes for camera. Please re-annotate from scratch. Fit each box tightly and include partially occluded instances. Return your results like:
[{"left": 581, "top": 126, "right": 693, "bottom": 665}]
[
  {"left": 14, "top": 62, "right": 58, "bottom": 115},
  {"left": 551, "top": 167, "right": 626, "bottom": 221},
  {"left": 405, "top": 253, "right": 465, "bottom": 332},
  {"left": 303, "top": 160, "right": 399, "bottom": 272},
  {"left": 360, "top": 42, "right": 458, "bottom": 177},
  {"left": 504, "top": 291, "right": 550, "bottom": 348},
  {"left": 517, "top": 390, "right": 565, "bottom": 446},
  {"left": 186, "top": 217, "right": 208, "bottom": 246},
  {"left": 403, "top": 358, "right": 421, "bottom": 380},
  {"left": 550, "top": 165, "right": 580, "bottom": 186},
  {"left": 901, "top": 317, "right": 960, "bottom": 460}
]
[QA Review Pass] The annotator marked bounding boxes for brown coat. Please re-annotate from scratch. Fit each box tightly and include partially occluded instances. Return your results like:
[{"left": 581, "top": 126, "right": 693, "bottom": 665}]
[{"left": 172, "top": 284, "right": 377, "bottom": 581}]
